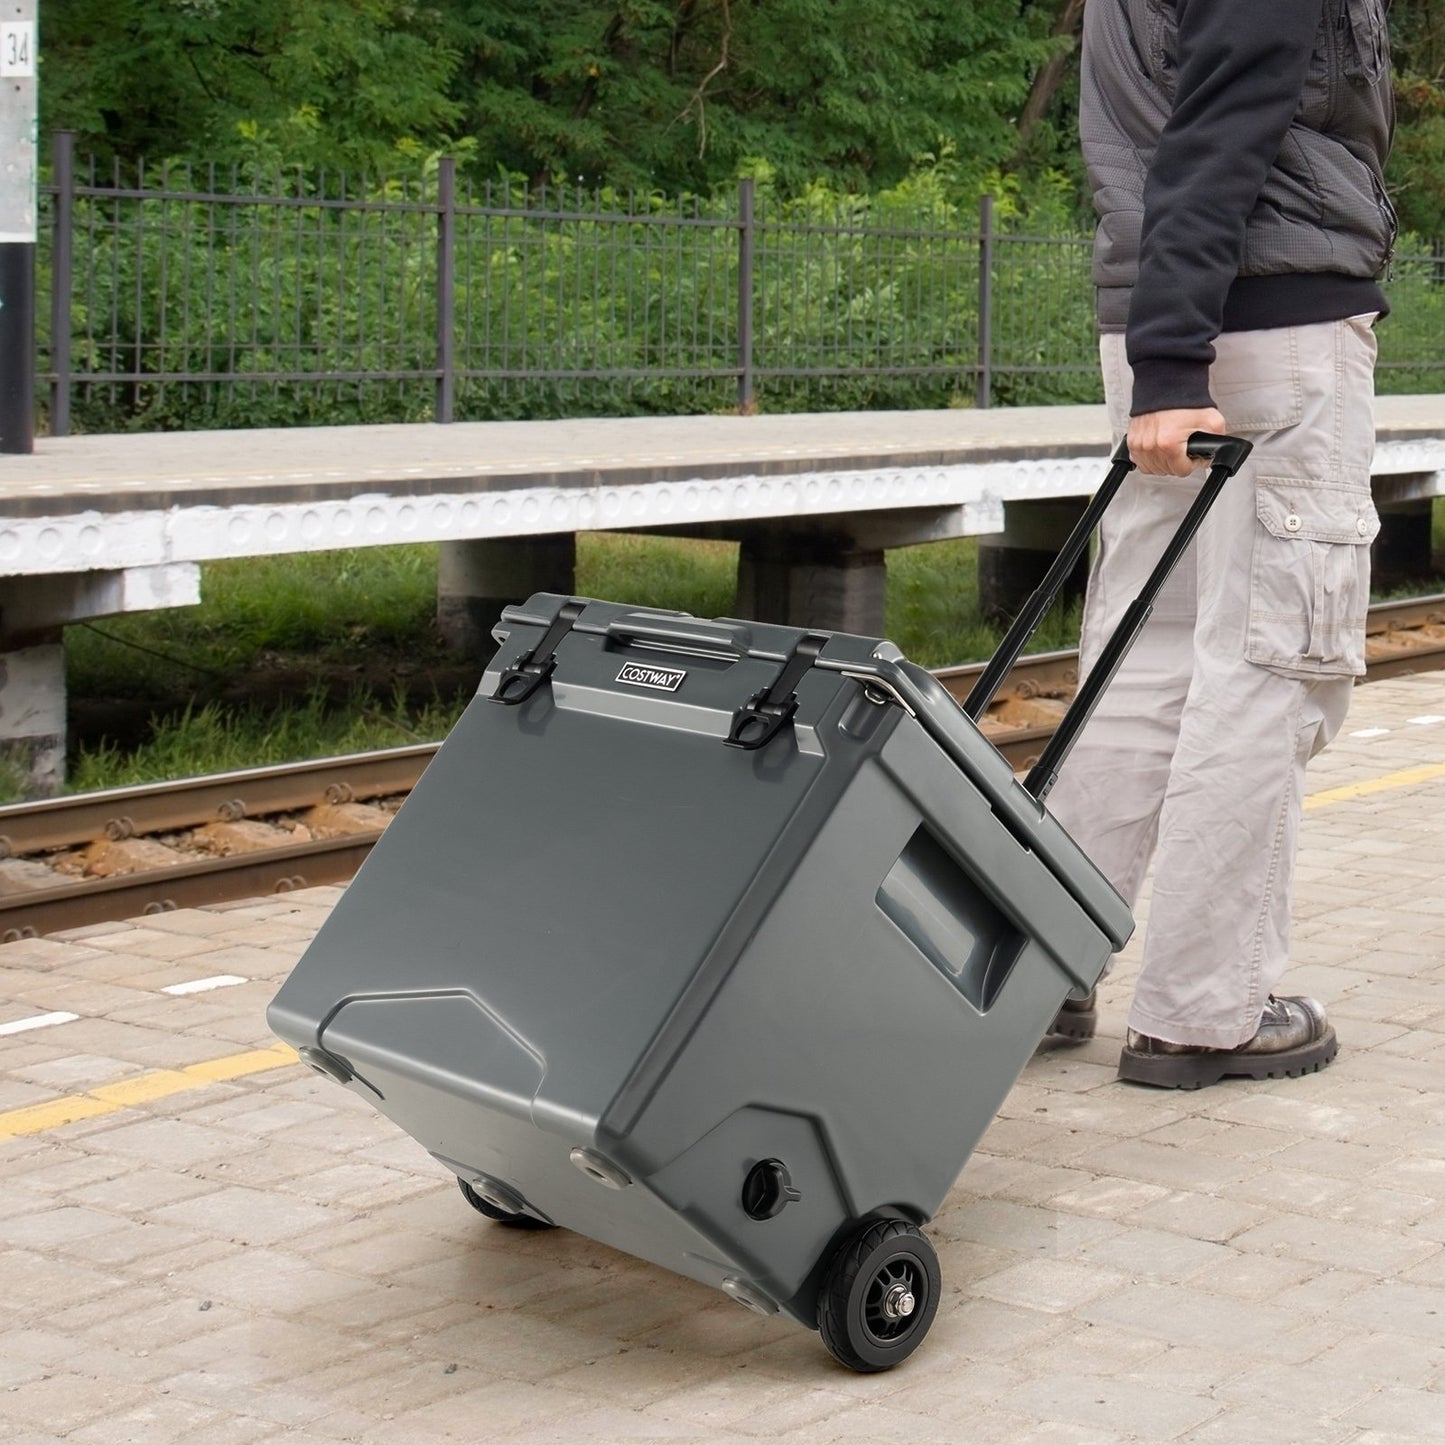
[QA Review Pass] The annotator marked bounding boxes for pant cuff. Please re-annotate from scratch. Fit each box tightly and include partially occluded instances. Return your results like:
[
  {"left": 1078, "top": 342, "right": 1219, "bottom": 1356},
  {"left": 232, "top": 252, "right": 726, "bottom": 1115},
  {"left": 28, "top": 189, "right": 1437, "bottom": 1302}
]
[{"left": 1126, "top": 1005, "right": 1261, "bottom": 1051}]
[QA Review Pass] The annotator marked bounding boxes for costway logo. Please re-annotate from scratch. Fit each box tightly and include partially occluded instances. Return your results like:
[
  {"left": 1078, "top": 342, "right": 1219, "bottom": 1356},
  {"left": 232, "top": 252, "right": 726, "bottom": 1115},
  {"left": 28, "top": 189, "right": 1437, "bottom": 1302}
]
[{"left": 616, "top": 662, "right": 687, "bottom": 692}]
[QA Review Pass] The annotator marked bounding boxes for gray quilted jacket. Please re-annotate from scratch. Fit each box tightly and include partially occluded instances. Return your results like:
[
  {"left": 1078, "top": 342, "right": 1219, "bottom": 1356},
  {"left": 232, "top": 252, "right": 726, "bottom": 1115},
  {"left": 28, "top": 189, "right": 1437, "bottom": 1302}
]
[{"left": 1081, "top": 0, "right": 1395, "bottom": 414}]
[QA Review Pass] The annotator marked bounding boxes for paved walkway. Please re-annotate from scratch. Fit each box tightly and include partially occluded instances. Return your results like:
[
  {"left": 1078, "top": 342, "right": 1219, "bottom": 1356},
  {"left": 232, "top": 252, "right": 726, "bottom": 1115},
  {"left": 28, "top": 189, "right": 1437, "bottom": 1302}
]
[{"left": 2, "top": 674, "right": 1444, "bottom": 1443}]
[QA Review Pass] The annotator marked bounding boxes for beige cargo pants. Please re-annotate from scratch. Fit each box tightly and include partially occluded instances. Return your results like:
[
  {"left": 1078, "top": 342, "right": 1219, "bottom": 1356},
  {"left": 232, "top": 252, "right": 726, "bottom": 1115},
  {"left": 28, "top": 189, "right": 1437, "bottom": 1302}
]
[{"left": 1046, "top": 316, "right": 1379, "bottom": 1048}]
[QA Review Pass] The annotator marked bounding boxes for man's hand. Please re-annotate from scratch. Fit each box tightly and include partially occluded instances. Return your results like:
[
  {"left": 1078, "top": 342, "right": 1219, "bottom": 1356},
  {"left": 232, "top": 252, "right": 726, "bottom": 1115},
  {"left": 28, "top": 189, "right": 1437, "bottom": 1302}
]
[{"left": 1127, "top": 407, "right": 1229, "bottom": 477}]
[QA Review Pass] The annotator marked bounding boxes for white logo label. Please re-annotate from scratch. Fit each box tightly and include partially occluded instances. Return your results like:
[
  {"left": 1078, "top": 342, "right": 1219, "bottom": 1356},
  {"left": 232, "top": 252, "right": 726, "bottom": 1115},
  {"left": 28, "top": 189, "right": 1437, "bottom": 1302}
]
[{"left": 616, "top": 661, "right": 686, "bottom": 692}]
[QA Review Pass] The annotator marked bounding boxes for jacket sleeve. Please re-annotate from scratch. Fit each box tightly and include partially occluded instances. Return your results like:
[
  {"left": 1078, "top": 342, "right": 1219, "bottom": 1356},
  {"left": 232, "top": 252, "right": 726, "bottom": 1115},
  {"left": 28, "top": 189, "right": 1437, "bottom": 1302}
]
[{"left": 1126, "top": 0, "right": 1320, "bottom": 416}]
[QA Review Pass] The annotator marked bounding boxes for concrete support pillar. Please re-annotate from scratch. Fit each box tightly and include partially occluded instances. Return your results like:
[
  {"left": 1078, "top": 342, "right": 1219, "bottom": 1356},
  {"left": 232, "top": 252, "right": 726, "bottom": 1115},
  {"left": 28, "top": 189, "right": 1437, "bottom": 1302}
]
[
  {"left": 437, "top": 535, "right": 577, "bottom": 661},
  {"left": 0, "top": 635, "right": 65, "bottom": 799},
  {"left": 977, "top": 497, "right": 1091, "bottom": 624},
  {"left": 736, "top": 529, "right": 887, "bottom": 635},
  {"left": 0, "top": 566, "right": 202, "bottom": 801},
  {"left": 1371, "top": 498, "right": 1436, "bottom": 593}
]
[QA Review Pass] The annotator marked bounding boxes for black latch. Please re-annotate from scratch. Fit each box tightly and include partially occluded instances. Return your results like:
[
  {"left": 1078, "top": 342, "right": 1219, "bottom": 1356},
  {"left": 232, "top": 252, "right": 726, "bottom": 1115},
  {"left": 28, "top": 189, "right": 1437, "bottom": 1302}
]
[
  {"left": 725, "top": 632, "right": 827, "bottom": 750},
  {"left": 491, "top": 600, "right": 586, "bottom": 706}
]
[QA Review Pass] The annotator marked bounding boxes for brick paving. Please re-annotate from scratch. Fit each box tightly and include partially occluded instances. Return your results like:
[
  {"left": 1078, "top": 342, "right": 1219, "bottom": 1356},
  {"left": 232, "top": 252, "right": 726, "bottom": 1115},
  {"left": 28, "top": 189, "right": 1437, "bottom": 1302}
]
[{"left": 2, "top": 675, "right": 1444, "bottom": 1443}]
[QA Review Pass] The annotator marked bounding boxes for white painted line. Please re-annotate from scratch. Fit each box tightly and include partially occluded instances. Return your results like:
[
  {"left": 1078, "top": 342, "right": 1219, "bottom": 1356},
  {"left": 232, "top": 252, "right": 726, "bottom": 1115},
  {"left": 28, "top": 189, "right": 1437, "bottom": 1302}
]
[
  {"left": 1407, "top": 715, "right": 1445, "bottom": 726},
  {"left": 1350, "top": 728, "right": 1391, "bottom": 738},
  {"left": 162, "top": 975, "right": 248, "bottom": 996},
  {"left": 0, "top": 1012, "right": 80, "bottom": 1036}
]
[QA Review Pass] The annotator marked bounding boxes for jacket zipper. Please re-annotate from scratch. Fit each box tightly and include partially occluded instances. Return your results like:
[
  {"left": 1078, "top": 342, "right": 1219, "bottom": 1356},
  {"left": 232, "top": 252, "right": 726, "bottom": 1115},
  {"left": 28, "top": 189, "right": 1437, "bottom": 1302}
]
[{"left": 1372, "top": 174, "right": 1399, "bottom": 280}]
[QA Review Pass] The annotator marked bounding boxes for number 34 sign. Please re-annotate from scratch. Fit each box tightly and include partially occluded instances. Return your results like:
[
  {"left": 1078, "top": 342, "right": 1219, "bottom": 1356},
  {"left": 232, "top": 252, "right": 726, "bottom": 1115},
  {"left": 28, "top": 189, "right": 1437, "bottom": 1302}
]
[{"left": 1, "top": 21, "right": 35, "bottom": 78}]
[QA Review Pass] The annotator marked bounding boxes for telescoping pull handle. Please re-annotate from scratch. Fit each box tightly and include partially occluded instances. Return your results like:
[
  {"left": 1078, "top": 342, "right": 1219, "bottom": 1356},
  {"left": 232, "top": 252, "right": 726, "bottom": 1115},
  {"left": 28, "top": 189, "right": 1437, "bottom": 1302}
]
[
  {"left": 963, "top": 432, "right": 1253, "bottom": 727},
  {"left": 1022, "top": 430, "right": 1253, "bottom": 802},
  {"left": 962, "top": 441, "right": 1136, "bottom": 723}
]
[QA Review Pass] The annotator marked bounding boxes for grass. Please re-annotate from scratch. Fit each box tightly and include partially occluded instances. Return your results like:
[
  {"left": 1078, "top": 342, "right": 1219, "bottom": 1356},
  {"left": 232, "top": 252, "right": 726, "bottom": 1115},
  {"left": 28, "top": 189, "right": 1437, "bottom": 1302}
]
[
  {"left": 64, "top": 691, "right": 463, "bottom": 793},
  {"left": 66, "top": 546, "right": 445, "bottom": 699},
  {"left": 49, "top": 498, "right": 1445, "bottom": 800},
  {"left": 59, "top": 548, "right": 462, "bottom": 801}
]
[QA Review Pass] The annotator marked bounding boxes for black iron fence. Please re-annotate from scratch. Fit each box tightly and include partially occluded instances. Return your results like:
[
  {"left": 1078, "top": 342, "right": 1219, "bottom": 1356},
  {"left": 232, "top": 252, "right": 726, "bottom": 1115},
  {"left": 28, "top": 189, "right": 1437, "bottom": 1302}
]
[{"left": 34, "top": 133, "right": 1445, "bottom": 434}]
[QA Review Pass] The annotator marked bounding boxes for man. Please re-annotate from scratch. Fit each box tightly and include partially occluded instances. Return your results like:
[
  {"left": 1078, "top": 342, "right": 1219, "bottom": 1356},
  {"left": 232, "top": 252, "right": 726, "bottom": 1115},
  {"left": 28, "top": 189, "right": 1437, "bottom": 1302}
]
[{"left": 1044, "top": 0, "right": 1396, "bottom": 1088}]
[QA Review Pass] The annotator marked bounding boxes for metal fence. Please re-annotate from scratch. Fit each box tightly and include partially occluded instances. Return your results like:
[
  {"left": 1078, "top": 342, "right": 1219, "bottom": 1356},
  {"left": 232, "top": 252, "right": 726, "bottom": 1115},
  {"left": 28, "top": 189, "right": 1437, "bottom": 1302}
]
[{"left": 34, "top": 132, "right": 1445, "bottom": 435}]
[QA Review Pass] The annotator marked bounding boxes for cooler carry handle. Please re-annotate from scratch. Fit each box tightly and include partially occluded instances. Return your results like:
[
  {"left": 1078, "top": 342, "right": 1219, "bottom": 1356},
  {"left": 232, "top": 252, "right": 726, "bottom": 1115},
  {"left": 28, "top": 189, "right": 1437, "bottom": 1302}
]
[
  {"left": 604, "top": 613, "right": 755, "bottom": 658},
  {"left": 1020, "top": 431, "right": 1253, "bottom": 802}
]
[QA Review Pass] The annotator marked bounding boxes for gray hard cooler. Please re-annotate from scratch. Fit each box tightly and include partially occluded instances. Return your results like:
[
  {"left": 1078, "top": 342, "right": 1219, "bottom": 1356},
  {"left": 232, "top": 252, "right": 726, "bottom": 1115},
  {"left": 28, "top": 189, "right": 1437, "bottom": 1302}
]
[
  {"left": 269, "top": 437, "right": 1251, "bottom": 1370},
  {"left": 268, "top": 595, "right": 1133, "bottom": 1367}
]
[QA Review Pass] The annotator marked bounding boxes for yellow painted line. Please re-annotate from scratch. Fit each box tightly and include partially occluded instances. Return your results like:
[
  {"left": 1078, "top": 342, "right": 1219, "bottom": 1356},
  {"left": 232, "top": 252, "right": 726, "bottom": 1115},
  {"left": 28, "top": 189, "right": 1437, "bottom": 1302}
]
[
  {"left": 1305, "top": 759, "right": 1445, "bottom": 811},
  {"left": 0, "top": 1042, "right": 298, "bottom": 1141}
]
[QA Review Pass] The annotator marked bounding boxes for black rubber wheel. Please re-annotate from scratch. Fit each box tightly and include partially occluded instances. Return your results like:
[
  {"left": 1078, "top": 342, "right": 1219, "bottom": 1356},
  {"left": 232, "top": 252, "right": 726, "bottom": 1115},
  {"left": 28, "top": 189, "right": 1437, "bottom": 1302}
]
[
  {"left": 817, "top": 1219, "right": 941, "bottom": 1372},
  {"left": 456, "top": 1177, "right": 556, "bottom": 1230}
]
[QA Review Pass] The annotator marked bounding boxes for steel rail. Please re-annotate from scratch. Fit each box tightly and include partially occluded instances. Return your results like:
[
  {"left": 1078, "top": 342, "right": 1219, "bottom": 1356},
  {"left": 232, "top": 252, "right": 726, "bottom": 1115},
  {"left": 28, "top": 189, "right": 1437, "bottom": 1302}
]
[
  {"left": 1360, "top": 592, "right": 1445, "bottom": 680},
  {"left": 1, "top": 835, "right": 379, "bottom": 941},
  {"left": 935, "top": 647, "right": 1079, "bottom": 705},
  {"left": 3, "top": 594, "right": 1444, "bottom": 938},
  {"left": 0, "top": 744, "right": 436, "bottom": 859}
]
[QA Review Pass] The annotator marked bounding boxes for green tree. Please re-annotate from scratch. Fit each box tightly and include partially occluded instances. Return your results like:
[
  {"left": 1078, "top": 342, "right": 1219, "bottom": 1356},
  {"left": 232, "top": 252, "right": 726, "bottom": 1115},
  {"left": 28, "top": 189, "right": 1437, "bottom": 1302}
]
[
  {"left": 442, "top": 0, "right": 1060, "bottom": 193},
  {"left": 1386, "top": 0, "right": 1445, "bottom": 239},
  {"left": 43, "top": 0, "right": 1068, "bottom": 197},
  {"left": 41, "top": 0, "right": 463, "bottom": 172}
]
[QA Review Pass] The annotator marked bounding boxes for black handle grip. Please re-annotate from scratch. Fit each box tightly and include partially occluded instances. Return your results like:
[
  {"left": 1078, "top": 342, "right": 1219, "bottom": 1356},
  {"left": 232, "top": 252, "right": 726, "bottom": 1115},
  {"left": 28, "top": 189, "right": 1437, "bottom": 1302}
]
[
  {"left": 1110, "top": 431, "right": 1253, "bottom": 477},
  {"left": 1185, "top": 432, "right": 1253, "bottom": 474}
]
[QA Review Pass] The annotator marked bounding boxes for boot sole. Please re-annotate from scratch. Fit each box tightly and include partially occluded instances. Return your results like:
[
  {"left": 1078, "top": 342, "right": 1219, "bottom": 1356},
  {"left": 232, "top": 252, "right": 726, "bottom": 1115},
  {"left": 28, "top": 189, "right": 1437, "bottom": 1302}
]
[
  {"left": 1117, "top": 1026, "right": 1338, "bottom": 1090},
  {"left": 1045, "top": 1011, "right": 1097, "bottom": 1041}
]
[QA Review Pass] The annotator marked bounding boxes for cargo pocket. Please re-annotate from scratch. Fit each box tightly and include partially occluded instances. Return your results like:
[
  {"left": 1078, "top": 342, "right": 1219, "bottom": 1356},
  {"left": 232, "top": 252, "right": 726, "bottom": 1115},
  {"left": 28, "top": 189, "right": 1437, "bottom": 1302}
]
[{"left": 1246, "top": 479, "right": 1379, "bottom": 678}]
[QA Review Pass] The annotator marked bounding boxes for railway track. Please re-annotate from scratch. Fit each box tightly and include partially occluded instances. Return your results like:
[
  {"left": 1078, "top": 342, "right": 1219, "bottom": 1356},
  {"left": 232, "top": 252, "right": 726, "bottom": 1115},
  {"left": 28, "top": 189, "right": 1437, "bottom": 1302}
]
[{"left": 3, "top": 592, "right": 1444, "bottom": 940}]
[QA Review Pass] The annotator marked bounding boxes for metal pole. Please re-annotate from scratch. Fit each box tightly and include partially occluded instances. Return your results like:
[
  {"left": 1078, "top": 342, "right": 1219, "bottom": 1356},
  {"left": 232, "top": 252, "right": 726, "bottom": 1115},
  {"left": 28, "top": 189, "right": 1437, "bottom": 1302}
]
[
  {"left": 435, "top": 155, "right": 456, "bottom": 424},
  {"left": 49, "top": 128, "right": 72, "bottom": 437},
  {"left": 975, "top": 193, "right": 993, "bottom": 410},
  {"left": 737, "top": 177, "right": 755, "bottom": 412},
  {"left": 0, "top": 0, "right": 37, "bottom": 452}
]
